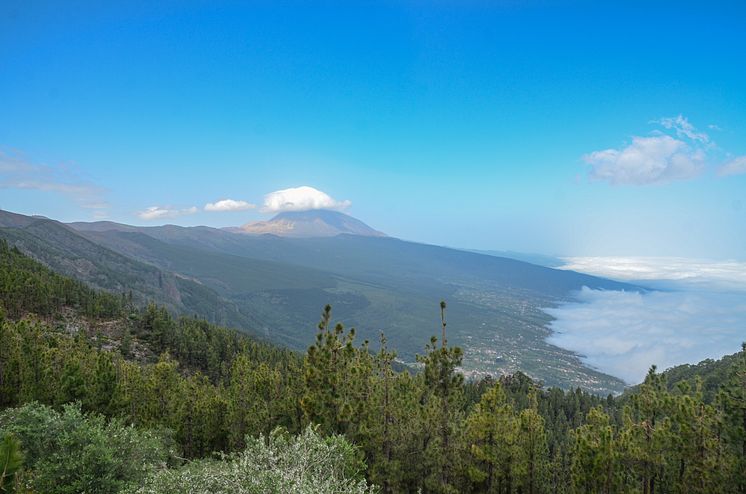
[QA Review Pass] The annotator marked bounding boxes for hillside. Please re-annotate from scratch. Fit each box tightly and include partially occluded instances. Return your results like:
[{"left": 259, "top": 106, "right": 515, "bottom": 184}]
[
  {"left": 2, "top": 208, "right": 636, "bottom": 393},
  {"left": 652, "top": 349, "right": 744, "bottom": 403},
  {"left": 2, "top": 241, "right": 745, "bottom": 493},
  {"left": 68, "top": 212, "right": 634, "bottom": 394},
  {"left": 0, "top": 210, "right": 262, "bottom": 333}
]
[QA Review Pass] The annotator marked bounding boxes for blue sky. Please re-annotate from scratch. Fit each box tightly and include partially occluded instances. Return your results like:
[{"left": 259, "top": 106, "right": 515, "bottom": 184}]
[{"left": 1, "top": 1, "right": 745, "bottom": 258}]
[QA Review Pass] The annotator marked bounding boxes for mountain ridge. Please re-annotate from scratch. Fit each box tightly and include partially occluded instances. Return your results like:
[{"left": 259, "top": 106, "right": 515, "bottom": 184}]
[
  {"left": 0, "top": 209, "right": 263, "bottom": 333},
  {"left": 6, "top": 208, "right": 637, "bottom": 393},
  {"left": 229, "top": 209, "right": 386, "bottom": 238}
]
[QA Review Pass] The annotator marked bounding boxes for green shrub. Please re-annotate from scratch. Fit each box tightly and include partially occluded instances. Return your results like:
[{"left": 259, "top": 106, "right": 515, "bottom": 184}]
[
  {"left": 0, "top": 402, "right": 173, "bottom": 494},
  {"left": 130, "top": 425, "right": 376, "bottom": 494},
  {"left": 0, "top": 434, "right": 24, "bottom": 493}
]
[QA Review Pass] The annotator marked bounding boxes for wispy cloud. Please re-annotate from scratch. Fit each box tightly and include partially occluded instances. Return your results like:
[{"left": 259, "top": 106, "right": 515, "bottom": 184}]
[
  {"left": 136, "top": 206, "right": 198, "bottom": 220},
  {"left": 261, "top": 186, "right": 351, "bottom": 213},
  {"left": 0, "top": 150, "right": 108, "bottom": 211},
  {"left": 718, "top": 156, "right": 746, "bottom": 177},
  {"left": 655, "top": 115, "right": 710, "bottom": 144},
  {"left": 0, "top": 152, "right": 36, "bottom": 173},
  {"left": 204, "top": 199, "right": 256, "bottom": 212}
]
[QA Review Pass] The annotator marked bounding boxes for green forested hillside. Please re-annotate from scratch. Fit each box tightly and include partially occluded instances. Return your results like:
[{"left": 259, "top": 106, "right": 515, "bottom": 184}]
[
  {"left": 0, "top": 238, "right": 124, "bottom": 319},
  {"left": 1, "top": 242, "right": 745, "bottom": 493},
  {"left": 0, "top": 210, "right": 263, "bottom": 333},
  {"left": 67, "top": 215, "right": 633, "bottom": 394},
  {"left": 0, "top": 209, "right": 633, "bottom": 393},
  {"left": 661, "top": 352, "right": 743, "bottom": 402}
]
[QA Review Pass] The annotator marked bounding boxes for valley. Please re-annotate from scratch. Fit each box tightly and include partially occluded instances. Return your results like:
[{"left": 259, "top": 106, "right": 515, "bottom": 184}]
[{"left": 2, "top": 208, "right": 634, "bottom": 394}]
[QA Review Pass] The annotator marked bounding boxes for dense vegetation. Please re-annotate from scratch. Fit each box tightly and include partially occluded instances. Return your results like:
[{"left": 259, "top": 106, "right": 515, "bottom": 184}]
[
  {"left": 1, "top": 238, "right": 745, "bottom": 493},
  {"left": 1, "top": 208, "right": 629, "bottom": 393},
  {"left": 0, "top": 211, "right": 263, "bottom": 332}
]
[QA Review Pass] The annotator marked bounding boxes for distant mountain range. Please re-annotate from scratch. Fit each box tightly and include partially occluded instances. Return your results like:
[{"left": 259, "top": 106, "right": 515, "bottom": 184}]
[
  {"left": 1, "top": 208, "right": 637, "bottom": 394},
  {"left": 228, "top": 210, "right": 386, "bottom": 238}
]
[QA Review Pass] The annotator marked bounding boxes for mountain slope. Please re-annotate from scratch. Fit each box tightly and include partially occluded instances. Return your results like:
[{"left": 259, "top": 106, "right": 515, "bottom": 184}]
[
  {"left": 69, "top": 214, "right": 635, "bottom": 394},
  {"left": 0, "top": 210, "right": 262, "bottom": 332},
  {"left": 659, "top": 349, "right": 743, "bottom": 403},
  {"left": 231, "top": 210, "right": 386, "bottom": 237}
]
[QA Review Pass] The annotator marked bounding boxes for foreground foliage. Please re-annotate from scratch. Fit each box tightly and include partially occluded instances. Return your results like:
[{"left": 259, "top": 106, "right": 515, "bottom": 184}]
[
  {"left": 129, "top": 426, "right": 374, "bottom": 494},
  {"left": 0, "top": 403, "right": 171, "bottom": 494},
  {"left": 0, "top": 434, "right": 24, "bottom": 493},
  {"left": 1, "top": 239, "right": 746, "bottom": 493}
]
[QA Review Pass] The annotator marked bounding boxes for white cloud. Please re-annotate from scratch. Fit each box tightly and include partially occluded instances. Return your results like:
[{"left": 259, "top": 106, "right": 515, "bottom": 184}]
[
  {"left": 560, "top": 256, "right": 746, "bottom": 292},
  {"left": 204, "top": 199, "right": 256, "bottom": 212},
  {"left": 656, "top": 115, "right": 710, "bottom": 144},
  {"left": 545, "top": 287, "right": 746, "bottom": 384},
  {"left": 584, "top": 135, "right": 705, "bottom": 185},
  {"left": 547, "top": 257, "right": 746, "bottom": 384},
  {"left": 136, "top": 206, "right": 198, "bottom": 220},
  {"left": 582, "top": 116, "right": 746, "bottom": 185},
  {"left": 718, "top": 156, "right": 746, "bottom": 177},
  {"left": 0, "top": 150, "right": 107, "bottom": 210},
  {"left": 261, "top": 186, "right": 351, "bottom": 213}
]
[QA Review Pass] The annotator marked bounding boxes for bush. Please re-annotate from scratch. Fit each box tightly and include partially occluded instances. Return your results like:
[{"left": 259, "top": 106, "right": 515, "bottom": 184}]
[
  {"left": 130, "top": 425, "right": 376, "bottom": 494},
  {"left": 0, "top": 402, "right": 173, "bottom": 494}
]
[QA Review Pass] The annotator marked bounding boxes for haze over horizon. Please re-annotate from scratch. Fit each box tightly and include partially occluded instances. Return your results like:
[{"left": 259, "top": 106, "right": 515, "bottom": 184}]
[{"left": 2, "top": 2, "right": 745, "bottom": 260}]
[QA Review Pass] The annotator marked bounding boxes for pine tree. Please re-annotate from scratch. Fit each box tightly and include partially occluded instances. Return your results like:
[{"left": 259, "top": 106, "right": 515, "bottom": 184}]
[
  {"left": 0, "top": 434, "right": 23, "bottom": 494},
  {"left": 570, "top": 406, "right": 619, "bottom": 494},
  {"left": 515, "top": 390, "right": 548, "bottom": 494},
  {"left": 620, "top": 366, "right": 670, "bottom": 494},
  {"left": 665, "top": 380, "right": 725, "bottom": 493},
  {"left": 86, "top": 352, "right": 117, "bottom": 415},
  {"left": 0, "top": 319, "right": 22, "bottom": 408},
  {"left": 719, "top": 342, "right": 746, "bottom": 492},
  {"left": 58, "top": 358, "right": 86, "bottom": 405},
  {"left": 120, "top": 326, "right": 132, "bottom": 358},
  {"left": 301, "top": 304, "right": 369, "bottom": 437},
  {"left": 226, "top": 357, "right": 286, "bottom": 449},
  {"left": 368, "top": 332, "right": 397, "bottom": 494},
  {"left": 417, "top": 301, "right": 465, "bottom": 494},
  {"left": 140, "top": 353, "right": 182, "bottom": 430},
  {"left": 175, "top": 373, "right": 228, "bottom": 457},
  {"left": 465, "top": 380, "right": 518, "bottom": 494}
]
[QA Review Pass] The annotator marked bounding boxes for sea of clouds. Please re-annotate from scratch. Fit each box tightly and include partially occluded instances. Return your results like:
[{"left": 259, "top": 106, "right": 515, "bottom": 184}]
[{"left": 545, "top": 257, "right": 746, "bottom": 384}]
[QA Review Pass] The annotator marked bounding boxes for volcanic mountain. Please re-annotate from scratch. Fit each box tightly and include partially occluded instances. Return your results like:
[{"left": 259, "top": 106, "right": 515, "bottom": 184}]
[
  {"left": 1, "top": 207, "right": 639, "bottom": 393},
  {"left": 230, "top": 209, "right": 386, "bottom": 238}
]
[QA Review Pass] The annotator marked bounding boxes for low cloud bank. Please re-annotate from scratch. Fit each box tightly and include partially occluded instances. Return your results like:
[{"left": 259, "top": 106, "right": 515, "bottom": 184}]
[
  {"left": 560, "top": 256, "right": 746, "bottom": 292},
  {"left": 545, "top": 257, "right": 746, "bottom": 384},
  {"left": 546, "top": 288, "right": 746, "bottom": 384}
]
